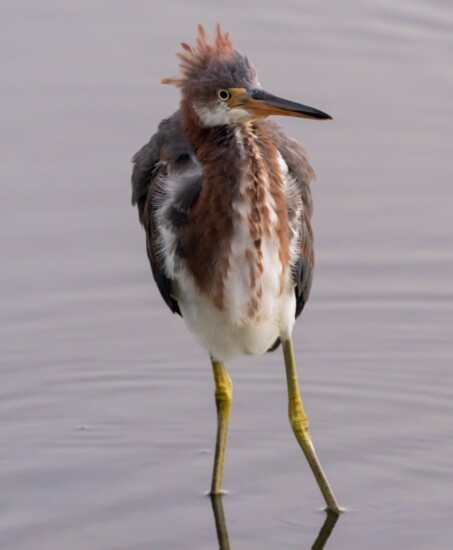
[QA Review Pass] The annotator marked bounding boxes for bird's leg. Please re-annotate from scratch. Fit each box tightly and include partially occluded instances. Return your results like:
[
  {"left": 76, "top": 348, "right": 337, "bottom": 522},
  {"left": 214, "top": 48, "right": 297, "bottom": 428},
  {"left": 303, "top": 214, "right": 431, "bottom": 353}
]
[
  {"left": 210, "top": 358, "right": 233, "bottom": 495},
  {"left": 282, "top": 337, "right": 341, "bottom": 514}
]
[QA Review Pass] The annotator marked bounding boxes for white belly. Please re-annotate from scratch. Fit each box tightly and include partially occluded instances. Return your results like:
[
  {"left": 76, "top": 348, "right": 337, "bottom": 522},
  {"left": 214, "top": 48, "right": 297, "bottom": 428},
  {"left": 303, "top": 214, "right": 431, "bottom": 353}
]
[
  {"left": 174, "top": 234, "right": 297, "bottom": 362},
  {"left": 175, "top": 285, "right": 296, "bottom": 361}
]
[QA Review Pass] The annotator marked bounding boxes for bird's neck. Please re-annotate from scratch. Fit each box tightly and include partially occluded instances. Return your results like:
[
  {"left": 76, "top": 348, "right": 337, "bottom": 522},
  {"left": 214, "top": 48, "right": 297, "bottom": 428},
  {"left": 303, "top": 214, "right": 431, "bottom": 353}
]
[
  {"left": 181, "top": 107, "right": 241, "bottom": 169},
  {"left": 181, "top": 110, "right": 290, "bottom": 308}
]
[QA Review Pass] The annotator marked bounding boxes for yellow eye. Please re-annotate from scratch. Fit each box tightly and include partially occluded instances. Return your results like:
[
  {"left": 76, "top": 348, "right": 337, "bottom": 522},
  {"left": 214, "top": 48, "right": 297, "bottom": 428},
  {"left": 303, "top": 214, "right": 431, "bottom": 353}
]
[{"left": 217, "top": 89, "right": 230, "bottom": 101}]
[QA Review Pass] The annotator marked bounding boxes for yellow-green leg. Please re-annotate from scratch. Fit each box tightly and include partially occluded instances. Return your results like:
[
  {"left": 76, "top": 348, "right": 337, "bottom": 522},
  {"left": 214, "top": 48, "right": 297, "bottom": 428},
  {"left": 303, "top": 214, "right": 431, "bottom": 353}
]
[
  {"left": 210, "top": 358, "right": 233, "bottom": 495},
  {"left": 282, "top": 337, "right": 341, "bottom": 514}
]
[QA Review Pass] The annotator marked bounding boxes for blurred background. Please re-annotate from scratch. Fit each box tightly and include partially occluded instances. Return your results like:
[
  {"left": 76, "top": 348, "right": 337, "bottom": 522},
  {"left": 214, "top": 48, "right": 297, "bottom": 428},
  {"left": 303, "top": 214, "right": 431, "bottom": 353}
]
[{"left": 1, "top": 1, "right": 452, "bottom": 548}]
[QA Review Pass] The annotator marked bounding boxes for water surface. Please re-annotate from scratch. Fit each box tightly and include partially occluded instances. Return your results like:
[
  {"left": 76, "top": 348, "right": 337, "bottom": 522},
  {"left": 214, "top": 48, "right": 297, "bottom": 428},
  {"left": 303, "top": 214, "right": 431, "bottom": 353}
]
[{"left": 1, "top": 1, "right": 453, "bottom": 548}]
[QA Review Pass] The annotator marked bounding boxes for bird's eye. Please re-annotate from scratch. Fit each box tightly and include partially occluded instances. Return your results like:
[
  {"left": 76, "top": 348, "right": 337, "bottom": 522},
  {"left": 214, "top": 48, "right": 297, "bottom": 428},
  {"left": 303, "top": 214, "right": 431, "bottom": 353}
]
[{"left": 217, "top": 89, "right": 230, "bottom": 101}]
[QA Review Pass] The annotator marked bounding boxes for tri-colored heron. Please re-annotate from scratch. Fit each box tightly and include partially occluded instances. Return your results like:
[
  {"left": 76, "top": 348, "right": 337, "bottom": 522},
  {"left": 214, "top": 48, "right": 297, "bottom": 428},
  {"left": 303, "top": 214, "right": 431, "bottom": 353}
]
[{"left": 131, "top": 24, "right": 340, "bottom": 514}]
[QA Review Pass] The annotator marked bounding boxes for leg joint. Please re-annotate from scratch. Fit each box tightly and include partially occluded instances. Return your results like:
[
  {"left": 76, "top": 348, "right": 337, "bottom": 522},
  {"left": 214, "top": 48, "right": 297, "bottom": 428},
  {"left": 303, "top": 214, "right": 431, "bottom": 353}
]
[
  {"left": 288, "top": 398, "right": 310, "bottom": 439},
  {"left": 213, "top": 368, "right": 233, "bottom": 412},
  {"left": 215, "top": 378, "right": 233, "bottom": 411}
]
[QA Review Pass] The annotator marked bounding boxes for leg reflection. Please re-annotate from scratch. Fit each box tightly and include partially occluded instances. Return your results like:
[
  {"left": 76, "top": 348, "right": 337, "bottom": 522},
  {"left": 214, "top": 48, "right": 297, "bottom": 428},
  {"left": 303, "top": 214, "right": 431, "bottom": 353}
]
[
  {"left": 209, "top": 495, "right": 339, "bottom": 550},
  {"left": 210, "top": 495, "right": 230, "bottom": 550},
  {"left": 311, "top": 510, "right": 339, "bottom": 550}
]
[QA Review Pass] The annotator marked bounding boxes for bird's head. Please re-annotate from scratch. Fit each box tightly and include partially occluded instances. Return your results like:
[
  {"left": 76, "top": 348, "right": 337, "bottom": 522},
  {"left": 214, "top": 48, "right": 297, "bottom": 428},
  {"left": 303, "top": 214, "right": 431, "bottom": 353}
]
[{"left": 162, "top": 25, "right": 331, "bottom": 128}]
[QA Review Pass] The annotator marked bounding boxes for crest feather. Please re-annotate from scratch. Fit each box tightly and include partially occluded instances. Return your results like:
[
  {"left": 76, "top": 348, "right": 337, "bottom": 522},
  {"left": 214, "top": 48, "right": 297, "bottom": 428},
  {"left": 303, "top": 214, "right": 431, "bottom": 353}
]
[{"left": 161, "top": 24, "right": 236, "bottom": 88}]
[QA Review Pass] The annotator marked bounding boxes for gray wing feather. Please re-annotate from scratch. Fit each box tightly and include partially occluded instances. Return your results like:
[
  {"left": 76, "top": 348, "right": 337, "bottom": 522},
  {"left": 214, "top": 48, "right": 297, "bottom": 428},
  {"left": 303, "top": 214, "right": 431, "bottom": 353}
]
[{"left": 131, "top": 112, "right": 201, "bottom": 316}]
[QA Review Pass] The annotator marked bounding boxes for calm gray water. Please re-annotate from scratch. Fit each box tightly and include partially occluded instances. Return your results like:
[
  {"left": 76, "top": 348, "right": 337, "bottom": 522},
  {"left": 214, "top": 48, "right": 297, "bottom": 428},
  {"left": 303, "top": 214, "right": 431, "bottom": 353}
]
[{"left": 1, "top": 1, "right": 453, "bottom": 548}]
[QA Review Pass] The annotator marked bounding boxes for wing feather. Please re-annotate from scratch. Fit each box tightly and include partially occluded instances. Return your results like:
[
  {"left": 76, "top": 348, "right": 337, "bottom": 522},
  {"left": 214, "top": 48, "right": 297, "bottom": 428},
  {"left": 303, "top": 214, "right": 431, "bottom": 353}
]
[{"left": 131, "top": 112, "right": 201, "bottom": 316}]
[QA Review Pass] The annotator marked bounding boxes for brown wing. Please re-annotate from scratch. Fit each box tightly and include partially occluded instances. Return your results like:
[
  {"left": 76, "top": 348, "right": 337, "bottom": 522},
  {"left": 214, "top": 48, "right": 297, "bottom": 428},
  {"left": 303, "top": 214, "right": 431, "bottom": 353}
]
[
  {"left": 267, "top": 121, "right": 316, "bottom": 320},
  {"left": 131, "top": 111, "right": 201, "bottom": 316}
]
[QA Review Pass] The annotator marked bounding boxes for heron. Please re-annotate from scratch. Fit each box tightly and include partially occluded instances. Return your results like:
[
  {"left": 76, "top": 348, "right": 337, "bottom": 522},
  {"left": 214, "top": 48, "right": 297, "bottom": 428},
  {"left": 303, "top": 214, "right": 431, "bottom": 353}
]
[{"left": 131, "top": 24, "right": 341, "bottom": 514}]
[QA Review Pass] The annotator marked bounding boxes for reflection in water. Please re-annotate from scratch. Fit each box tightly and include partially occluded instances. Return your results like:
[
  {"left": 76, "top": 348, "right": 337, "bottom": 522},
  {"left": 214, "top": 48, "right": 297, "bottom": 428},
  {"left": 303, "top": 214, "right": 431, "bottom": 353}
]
[
  {"left": 311, "top": 511, "right": 339, "bottom": 550},
  {"left": 210, "top": 496, "right": 339, "bottom": 549},
  {"left": 210, "top": 495, "right": 231, "bottom": 550}
]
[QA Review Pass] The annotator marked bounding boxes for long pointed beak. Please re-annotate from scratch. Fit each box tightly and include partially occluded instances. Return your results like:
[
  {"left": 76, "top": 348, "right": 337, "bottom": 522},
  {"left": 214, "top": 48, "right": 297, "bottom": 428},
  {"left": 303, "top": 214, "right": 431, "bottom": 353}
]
[{"left": 234, "top": 88, "right": 332, "bottom": 120}]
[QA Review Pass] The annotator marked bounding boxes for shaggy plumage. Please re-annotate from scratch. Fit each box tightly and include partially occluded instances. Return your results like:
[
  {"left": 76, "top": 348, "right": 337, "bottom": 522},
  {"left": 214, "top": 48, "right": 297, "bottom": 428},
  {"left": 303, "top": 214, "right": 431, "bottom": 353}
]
[{"left": 131, "top": 25, "right": 316, "bottom": 359}]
